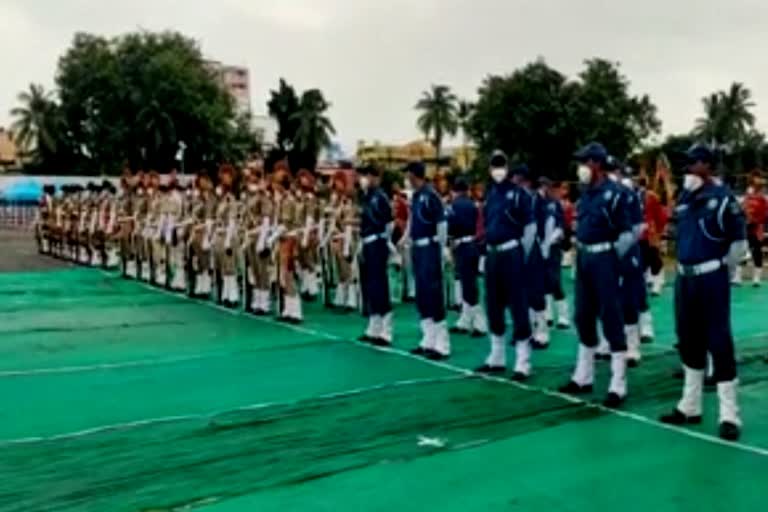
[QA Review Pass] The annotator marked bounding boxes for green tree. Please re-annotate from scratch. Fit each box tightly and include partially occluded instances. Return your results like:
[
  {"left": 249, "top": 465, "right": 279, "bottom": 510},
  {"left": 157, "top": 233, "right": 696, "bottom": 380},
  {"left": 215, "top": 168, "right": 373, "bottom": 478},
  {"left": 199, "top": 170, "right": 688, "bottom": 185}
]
[
  {"left": 291, "top": 88, "right": 336, "bottom": 170},
  {"left": 695, "top": 82, "right": 756, "bottom": 147},
  {"left": 267, "top": 78, "right": 301, "bottom": 153},
  {"left": 416, "top": 84, "right": 459, "bottom": 158},
  {"left": 10, "top": 84, "right": 59, "bottom": 157}
]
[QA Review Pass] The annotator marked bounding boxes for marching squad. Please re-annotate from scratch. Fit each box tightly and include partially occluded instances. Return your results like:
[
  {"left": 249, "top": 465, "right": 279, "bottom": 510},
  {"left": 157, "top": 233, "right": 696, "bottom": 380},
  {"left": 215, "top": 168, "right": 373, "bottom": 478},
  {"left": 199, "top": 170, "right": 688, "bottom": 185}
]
[{"left": 33, "top": 141, "right": 763, "bottom": 442}]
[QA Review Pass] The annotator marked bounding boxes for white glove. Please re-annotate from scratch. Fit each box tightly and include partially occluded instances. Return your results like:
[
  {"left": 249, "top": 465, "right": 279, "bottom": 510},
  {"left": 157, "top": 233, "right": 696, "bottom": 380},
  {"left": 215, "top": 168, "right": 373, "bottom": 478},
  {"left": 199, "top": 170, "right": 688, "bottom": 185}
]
[{"left": 614, "top": 231, "right": 634, "bottom": 259}]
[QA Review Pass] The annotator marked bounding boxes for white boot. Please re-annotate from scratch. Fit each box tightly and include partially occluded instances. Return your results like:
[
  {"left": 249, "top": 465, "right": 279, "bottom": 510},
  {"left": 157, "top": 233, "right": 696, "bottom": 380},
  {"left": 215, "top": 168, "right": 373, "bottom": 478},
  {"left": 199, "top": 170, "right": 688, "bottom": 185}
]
[
  {"left": 532, "top": 310, "right": 549, "bottom": 347},
  {"left": 556, "top": 300, "right": 571, "bottom": 329},
  {"left": 334, "top": 284, "right": 347, "bottom": 308},
  {"left": 226, "top": 275, "right": 240, "bottom": 304},
  {"left": 471, "top": 304, "right": 488, "bottom": 334},
  {"left": 126, "top": 261, "right": 137, "bottom": 278},
  {"left": 91, "top": 251, "right": 102, "bottom": 267},
  {"left": 545, "top": 295, "right": 554, "bottom": 325},
  {"left": 107, "top": 248, "right": 119, "bottom": 268},
  {"left": 753, "top": 267, "right": 762, "bottom": 287},
  {"left": 453, "top": 280, "right": 463, "bottom": 309},
  {"left": 513, "top": 338, "right": 532, "bottom": 378},
  {"left": 293, "top": 295, "right": 303, "bottom": 321},
  {"left": 718, "top": 380, "right": 742, "bottom": 427},
  {"left": 625, "top": 324, "right": 641, "bottom": 366},
  {"left": 731, "top": 266, "right": 743, "bottom": 286},
  {"left": 453, "top": 302, "right": 472, "bottom": 332},
  {"left": 261, "top": 289, "right": 272, "bottom": 314},
  {"left": 562, "top": 250, "right": 573, "bottom": 267},
  {"left": 250, "top": 289, "right": 260, "bottom": 311},
  {"left": 485, "top": 334, "right": 507, "bottom": 369},
  {"left": 346, "top": 283, "right": 359, "bottom": 310},
  {"left": 155, "top": 266, "right": 166, "bottom": 287},
  {"left": 677, "top": 366, "right": 704, "bottom": 418},
  {"left": 433, "top": 321, "right": 451, "bottom": 357},
  {"left": 79, "top": 247, "right": 88, "bottom": 263},
  {"left": 141, "top": 262, "right": 151, "bottom": 281},
  {"left": 572, "top": 344, "right": 595, "bottom": 387},
  {"left": 200, "top": 272, "right": 212, "bottom": 294},
  {"left": 609, "top": 352, "right": 628, "bottom": 398},
  {"left": 419, "top": 319, "right": 435, "bottom": 351},
  {"left": 639, "top": 311, "right": 654, "bottom": 342},
  {"left": 308, "top": 271, "right": 320, "bottom": 296},
  {"left": 379, "top": 312, "right": 393, "bottom": 344},
  {"left": 365, "top": 315, "right": 381, "bottom": 339},
  {"left": 170, "top": 269, "right": 187, "bottom": 291},
  {"left": 298, "top": 269, "right": 309, "bottom": 295},
  {"left": 478, "top": 256, "right": 486, "bottom": 274}
]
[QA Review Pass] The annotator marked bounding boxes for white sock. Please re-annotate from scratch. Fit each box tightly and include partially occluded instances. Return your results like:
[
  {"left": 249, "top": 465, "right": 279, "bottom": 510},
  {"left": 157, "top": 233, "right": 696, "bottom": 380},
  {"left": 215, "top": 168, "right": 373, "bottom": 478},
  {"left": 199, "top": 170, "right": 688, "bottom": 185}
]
[
  {"left": 717, "top": 380, "right": 741, "bottom": 426},
  {"left": 626, "top": 324, "right": 641, "bottom": 361},
  {"left": 455, "top": 302, "right": 471, "bottom": 330},
  {"left": 545, "top": 295, "right": 554, "bottom": 323},
  {"left": 420, "top": 319, "right": 435, "bottom": 350},
  {"left": 433, "top": 321, "right": 450, "bottom": 356},
  {"left": 556, "top": 300, "right": 571, "bottom": 327},
  {"left": 379, "top": 313, "right": 393, "bottom": 343},
  {"left": 572, "top": 344, "right": 595, "bottom": 386},
  {"left": 486, "top": 334, "right": 507, "bottom": 367},
  {"left": 471, "top": 304, "right": 488, "bottom": 334},
  {"left": 609, "top": 352, "right": 628, "bottom": 397},
  {"left": 639, "top": 311, "right": 654, "bottom": 340},
  {"left": 677, "top": 366, "right": 704, "bottom": 417},
  {"left": 514, "top": 338, "right": 532, "bottom": 376}
]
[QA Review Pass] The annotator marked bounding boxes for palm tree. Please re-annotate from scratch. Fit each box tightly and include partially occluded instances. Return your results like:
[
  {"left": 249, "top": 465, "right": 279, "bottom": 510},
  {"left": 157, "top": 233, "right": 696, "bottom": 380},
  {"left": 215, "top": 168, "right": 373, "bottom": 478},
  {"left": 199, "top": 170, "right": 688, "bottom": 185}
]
[
  {"left": 267, "top": 78, "right": 301, "bottom": 152},
  {"left": 695, "top": 83, "right": 756, "bottom": 147},
  {"left": 10, "top": 84, "right": 59, "bottom": 156},
  {"left": 415, "top": 85, "right": 459, "bottom": 159},
  {"left": 291, "top": 89, "right": 336, "bottom": 167}
]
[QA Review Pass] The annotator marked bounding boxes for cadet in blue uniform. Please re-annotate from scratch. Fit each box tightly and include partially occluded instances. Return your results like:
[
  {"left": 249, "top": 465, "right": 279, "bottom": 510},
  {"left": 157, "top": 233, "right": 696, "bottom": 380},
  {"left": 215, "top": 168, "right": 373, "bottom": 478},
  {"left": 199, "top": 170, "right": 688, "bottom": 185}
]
[
  {"left": 660, "top": 144, "right": 746, "bottom": 441},
  {"left": 516, "top": 166, "right": 551, "bottom": 349},
  {"left": 560, "top": 143, "right": 634, "bottom": 408},
  {"left": 476, "top": 151, "right": 536, "bottom": 381},
  {"left": 357, "top": 165, "right": 395, "bottom": 346},
  {"left": 539, "top": 177, "right": 570, "bottom": 330},
  {"left": 406, "top": 162, "right": 451, "bottom": 360},
  {"left": 447, "top": 177, "right": 487, "bottom": 337}
]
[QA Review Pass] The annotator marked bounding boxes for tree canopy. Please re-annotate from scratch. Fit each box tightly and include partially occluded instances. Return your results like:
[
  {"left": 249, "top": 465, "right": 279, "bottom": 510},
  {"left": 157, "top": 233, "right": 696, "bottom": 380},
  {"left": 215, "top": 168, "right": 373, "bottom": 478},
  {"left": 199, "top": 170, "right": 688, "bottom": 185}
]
[{"left": 415, "top": 85, "right": 459, "bottom": 159}]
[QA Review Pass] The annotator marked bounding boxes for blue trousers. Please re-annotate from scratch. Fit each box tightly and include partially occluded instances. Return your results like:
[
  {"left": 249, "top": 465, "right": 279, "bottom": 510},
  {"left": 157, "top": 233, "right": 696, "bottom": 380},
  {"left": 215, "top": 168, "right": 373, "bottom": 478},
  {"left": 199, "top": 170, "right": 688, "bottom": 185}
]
[
  {"left": 485, "top": 247, "right": 531, "bottom": 340},
  {"left": 454, "top": 242, "right": 480, "bottom": 306},
  {"left": 620, "top": 248, "right": 644, "bottom": 325},
  {"left": 545, "top": 245, "right": 565, "bottom": 301},
  {"left": 575, "top": 250, "right": 626, "bottom": 351},
  {"left": 526, "top": 245, "right": 546, "bottom": 312},
  {"left": 361, "top": 238, "right": 392, "bottom": 316},
  {"left": 675, "top": 267, "right": 737, "bottom": 382},
  {"left": 412, "top": 242, "right": 446, "bottom": 322}
]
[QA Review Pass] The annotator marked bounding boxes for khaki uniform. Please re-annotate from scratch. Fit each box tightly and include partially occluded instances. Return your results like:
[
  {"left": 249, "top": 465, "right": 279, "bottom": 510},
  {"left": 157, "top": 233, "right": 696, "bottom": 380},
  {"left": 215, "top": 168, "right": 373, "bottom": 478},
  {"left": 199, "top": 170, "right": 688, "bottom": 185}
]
[
  {"left": 146, "top": 191, "right": 166, "bottom": 283},
  {"left": 134, "top": 192, "right": 151, "bottom": 279},
  {"left": 213, "top": 192, "right": 241, "bottom": 305},
  {"left": 296, "top": 190, "right": 322, "bottom": 298},
  {"left": 166, "top": 190, "right": 188, "bottom": 291},
  {"left": 36, "top": 194, "right": 53, "bottom": 254},
  {"left": 118, "top": 191, "right": 138, "bottom": 276},
  {"left": 190, "top": 193, "right": 216, "bottom": 295},
  {"left": 331, "top": 195, "right": 361, "bottom": 309}
]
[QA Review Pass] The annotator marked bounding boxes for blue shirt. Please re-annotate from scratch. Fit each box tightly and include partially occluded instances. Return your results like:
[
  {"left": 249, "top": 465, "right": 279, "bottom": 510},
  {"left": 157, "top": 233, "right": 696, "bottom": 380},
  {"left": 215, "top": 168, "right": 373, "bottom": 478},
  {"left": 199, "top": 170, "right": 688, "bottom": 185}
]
[
  {"left": 576, "top": 178, "right": 632, "bottom": 245},
  {"left": 483, "top": 180, "right": 533, "bottom": 245},
  {"left": 530, "top": 190, "right": 549, "bottom": 240},
  {"left": 447, "top": 193, "right": 477, "bottom": 239},
  {"left": 674, "top": 182, "right": 746, "bottom": 265},
  {"left": 409, "top": 184, "right": 445, "bottom": 240},
  {"left": 360, "top": 187, "right": 392, "bottom": 238}
]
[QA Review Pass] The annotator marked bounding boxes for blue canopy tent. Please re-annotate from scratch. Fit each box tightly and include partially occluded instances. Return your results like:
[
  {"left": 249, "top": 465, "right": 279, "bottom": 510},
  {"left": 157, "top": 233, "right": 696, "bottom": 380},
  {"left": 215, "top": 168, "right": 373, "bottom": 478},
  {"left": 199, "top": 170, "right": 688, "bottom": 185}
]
[{"left": 0, "top": 179, "right": 43, "bottom": 204}]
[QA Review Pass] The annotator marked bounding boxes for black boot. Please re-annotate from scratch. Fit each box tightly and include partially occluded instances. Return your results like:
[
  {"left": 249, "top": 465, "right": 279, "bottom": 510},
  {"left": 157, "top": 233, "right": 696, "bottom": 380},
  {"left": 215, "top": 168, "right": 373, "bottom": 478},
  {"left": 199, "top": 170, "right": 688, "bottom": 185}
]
[{"left": 659, "top": 409, "right": 702, "bottom": 425}]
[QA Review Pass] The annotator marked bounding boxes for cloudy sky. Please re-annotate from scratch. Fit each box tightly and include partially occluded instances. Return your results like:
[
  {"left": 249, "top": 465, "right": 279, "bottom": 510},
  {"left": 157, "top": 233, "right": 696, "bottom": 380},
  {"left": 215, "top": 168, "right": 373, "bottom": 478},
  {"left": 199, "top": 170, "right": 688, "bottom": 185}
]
[{"left": 1, "top": 0, "right": 766, "bottom": 152}]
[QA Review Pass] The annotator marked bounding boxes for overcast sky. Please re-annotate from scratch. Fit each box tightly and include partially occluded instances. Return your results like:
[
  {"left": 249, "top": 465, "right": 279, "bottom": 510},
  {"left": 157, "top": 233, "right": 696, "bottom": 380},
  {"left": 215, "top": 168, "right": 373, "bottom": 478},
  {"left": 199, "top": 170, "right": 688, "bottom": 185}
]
[{"left": 1, "top": 0, "right": 767, "bottom": 153}]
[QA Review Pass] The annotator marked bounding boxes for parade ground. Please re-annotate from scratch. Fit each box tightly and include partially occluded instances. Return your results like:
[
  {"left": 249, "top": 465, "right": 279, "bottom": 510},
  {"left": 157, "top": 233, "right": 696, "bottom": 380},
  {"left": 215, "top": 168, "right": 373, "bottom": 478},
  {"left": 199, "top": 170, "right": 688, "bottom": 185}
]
[{"left": 1, "top": 230, "right": 767, "bottom": 511}]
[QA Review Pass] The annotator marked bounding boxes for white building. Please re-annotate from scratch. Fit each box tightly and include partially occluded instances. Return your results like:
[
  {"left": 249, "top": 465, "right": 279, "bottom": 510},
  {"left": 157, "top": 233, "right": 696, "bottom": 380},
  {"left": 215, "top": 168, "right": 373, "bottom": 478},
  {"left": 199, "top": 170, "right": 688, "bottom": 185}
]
[{"left": 205, "top": 60, "right": 252, "bottom": 116}]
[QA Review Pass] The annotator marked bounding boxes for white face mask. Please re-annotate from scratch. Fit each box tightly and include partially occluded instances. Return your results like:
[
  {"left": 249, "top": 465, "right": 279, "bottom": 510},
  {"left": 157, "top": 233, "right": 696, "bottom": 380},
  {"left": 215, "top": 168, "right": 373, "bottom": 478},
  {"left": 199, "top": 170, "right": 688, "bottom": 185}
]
[
  {"left": 215, "top": 186, "right": 223, "bottom": 197},
  {"left": 607, "top": 173, "right": 618, "bottom": 182},
  {"left": 193, "top": 189, "right": 200, "bottom": 198},
  {"left": 577, "top": 165, "right": 592, "bottom": 184},
  {"left": 490, "top": 167, "right": 507, "bottom": 183},
  {"left": 621, "top": 178, "right": 633, "bottom": 189},
  {"left": 683, "top": 174, "right": 703, "bottom": 192},
  {"left": 359, "top": 176, "right": 370, "bottom": 190}
]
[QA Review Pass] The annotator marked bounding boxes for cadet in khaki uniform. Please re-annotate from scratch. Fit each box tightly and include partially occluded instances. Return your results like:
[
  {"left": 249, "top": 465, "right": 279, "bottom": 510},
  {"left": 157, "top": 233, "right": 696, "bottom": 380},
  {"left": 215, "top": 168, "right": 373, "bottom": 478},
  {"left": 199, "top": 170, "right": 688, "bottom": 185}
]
[
  {"left": 166, "top": 180, "right": 188, "bottom": 291},
  {"left": 269, "top": 168, "right": 303, "bottom": 323},
  {"left": 190, "top": 173, "right": 217, "bottom": 297},
  {"left": 78, "top": 183, "right": 96, "bottom": 264},
  {"left": 118, "top": 174, "right": 139, "bottom": 277},
  {"left": 36, "top": 184, "right": 55, "bottom": 254},
  {"left": 330, "top": 171, "right": 360, "bottom": 311},
  {"left": 135, "top": 175, "right": 152, "bottom": 281},
  {"left": 50, "top": 186, "right": 65, "bottom": 257},
  {"left": 145, "top": 172, "right": 167, "bottom": 285},
  {"left": 62, "top": 185, "right": 79, "bottom": 261},
  {"left": 243, "top": 170, "right": 274, "bottom": 314},
  {"left": 89, "top": 181, "right": 109, "bottom": 267},
  {"left": 213, "top": 165, "right": 241, "bottom": 307},
  {"left": 295, "top": 169, "right": 322, "bottom": 301}
]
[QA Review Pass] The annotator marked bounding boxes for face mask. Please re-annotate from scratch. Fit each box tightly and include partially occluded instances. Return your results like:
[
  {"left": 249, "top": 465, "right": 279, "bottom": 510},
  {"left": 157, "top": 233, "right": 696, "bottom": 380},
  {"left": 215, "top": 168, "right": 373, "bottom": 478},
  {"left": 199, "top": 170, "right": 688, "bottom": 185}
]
[
  {"left": 607, "top": 173, "right": 618, "bottom": 182},
  {"left": 490, "top": 167, "right": 507, "bottom": 183},
  {"left": 215, "top": 186, "right": 223, "bottom": 197},
  {"left": 193, "top": 189, "right": 200, "bottom": 198},
  {"left": 621, "top": 178, "right": 633, "bottom": 189},
  {"left": 138, "top": 189, "right": 145, "bottom": 196},
  {"left": 683, "top": 174, "right": 703, "bottom": 192},
  {"left": 577, "top": 165, "right": 592, "bottom": 184},
  {"left": 248, "top": 184, "right": 258, "bottom": 193},
  {"left": 359, "top": 177, "right": 370, "bottom": 190}
]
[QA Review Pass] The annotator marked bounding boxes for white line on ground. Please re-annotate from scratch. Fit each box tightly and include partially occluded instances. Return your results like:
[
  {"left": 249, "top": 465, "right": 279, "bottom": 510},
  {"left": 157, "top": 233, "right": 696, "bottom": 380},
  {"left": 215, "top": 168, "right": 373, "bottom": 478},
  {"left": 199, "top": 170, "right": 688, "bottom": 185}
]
[{"left": 0, "top": 354, "right": 213, "bottom": 378}]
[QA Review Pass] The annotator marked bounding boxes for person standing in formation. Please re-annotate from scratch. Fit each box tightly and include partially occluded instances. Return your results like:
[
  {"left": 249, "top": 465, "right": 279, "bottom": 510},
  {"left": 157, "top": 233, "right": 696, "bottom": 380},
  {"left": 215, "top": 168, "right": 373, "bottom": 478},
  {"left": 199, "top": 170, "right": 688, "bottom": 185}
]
[
  {"left": 406, "top": 161, "right": 451, "bottom": 361},
  {"left": 271, "top": 167, "right": 303, "bottom": 323},
  {"left": 539, "top": 177, "right": 570, "bottom": 330},
  {"left": 329, "top": 171, "right": 361, "bottom": 312},
  {"left": 189, "top": 173, "right": 216, "bottom": 297},
  {"left": 736, "top": 171, "right": 767, "bottom": 286},
  {"left": 638, "top": 177, "right": 667, "bottom": 297},
  {"left": 560, "top": 143, "right": 633, "bottom": 408},
  {"left": 660, "top": 144, "right": 746, "bottom": 441},
  {"left": 475, "top": 151, "right": 535, "bottom": 380},
  {"left": 447, "top": 176, "right": 486, "bottom": 338},
  {"left": 296, "top": 169, "right": 322, "bottom": 301},
  {"left": 357, "top": 165, "right": 395, "bottom": 346}
]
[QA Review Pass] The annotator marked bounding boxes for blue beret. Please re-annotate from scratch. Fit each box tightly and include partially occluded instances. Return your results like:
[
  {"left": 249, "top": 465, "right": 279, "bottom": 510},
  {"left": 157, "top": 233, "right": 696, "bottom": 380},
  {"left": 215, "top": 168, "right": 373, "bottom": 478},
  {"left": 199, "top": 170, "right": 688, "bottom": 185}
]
[
  {"left": 574, "top": 142, "right": 608, "bottom": 163},
  {"left": 685, "top": 143, "right": 715, "bottom": 164},
  {"left": 452, "top": 176, "right": 469, "bottom": 192},
  {"left": 405, "top": 161, "right": 426, "bottom": 179},
  {"left": 489, "top": 150, "right": 508, "bottom": 169},
  {"left": 511, "top": 163, "right": 530, "bottom": 178}
]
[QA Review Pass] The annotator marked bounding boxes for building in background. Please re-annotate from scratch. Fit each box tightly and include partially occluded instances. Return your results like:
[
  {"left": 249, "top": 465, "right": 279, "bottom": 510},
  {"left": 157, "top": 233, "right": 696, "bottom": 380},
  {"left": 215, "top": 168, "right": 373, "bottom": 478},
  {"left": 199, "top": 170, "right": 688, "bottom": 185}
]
[
  {"left": 356, "top": 140, "right": 476, "bottom": 175},
  {"left": 205, "top": 60, "right": 252, "bottom": 116},
  {"left": 0, "top": 128, "right": 21, "bottom": 172}
]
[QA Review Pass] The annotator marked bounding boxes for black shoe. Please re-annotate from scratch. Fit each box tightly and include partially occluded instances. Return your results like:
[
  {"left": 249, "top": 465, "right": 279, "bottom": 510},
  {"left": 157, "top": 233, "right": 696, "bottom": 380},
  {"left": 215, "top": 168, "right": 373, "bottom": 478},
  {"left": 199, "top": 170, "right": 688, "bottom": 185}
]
[
  {"left": 426, "top": 349, "right": 449, "bottom": 361},
  {"left": 659, "top": 408, "right": 702, "bottom": 425},
  {"left": 370, "top": 338, "right": 392, "bottom": 348},
  {"left": 277, "top": 316, "right": 291, "bottom": 323},
  {"left": 511, "top": 372, "right": 529, "bottom": 382},
  {"left": 640, "top": 336, "right": 654, "bottom": 344},
  {"left": 603, "top": 392, "right": 625, "bottom": 409},
  {"left": 595, "top": 353, "right": 611, "bottom": 361},
  {"left": 558, "top": 381, "right": 593, "bottom": 395},
  {"left": 475, "top": 364, "right": 506, "bottom": 375},
  {"left": 449, "top": 326, "right": 469, "bottom": 335},
  {"left": 627, "top": 358, "right": 639, "bottom": 369},
  {"left": 547, "top": 320, "right": 554, "bottom": 327},
  {"left": 470, "top": 330, "right": 485, "bottom": 339},
  {"left": 287, "top": 317, "right": 302, "bottom": 325},
  {"left": 719, "top": 421, "right": 741, "bottom": 441},
  {"left": 556, "top": 322, "right": 570, "bottom": 330},
  {"left": 530, "top": 340, "right": 549, "bottom": 351},
  {"left": 410, "top": 347, "right": 428, "bottom": 356},
  {"left": 252, "top": 309, "right": 267, "bottom": 317},
  {"left": 448, "top": 304, "right": 461, "bottom": 312},
  {"left": 358, "top": 334, "right": 374, "bottom": 342}
]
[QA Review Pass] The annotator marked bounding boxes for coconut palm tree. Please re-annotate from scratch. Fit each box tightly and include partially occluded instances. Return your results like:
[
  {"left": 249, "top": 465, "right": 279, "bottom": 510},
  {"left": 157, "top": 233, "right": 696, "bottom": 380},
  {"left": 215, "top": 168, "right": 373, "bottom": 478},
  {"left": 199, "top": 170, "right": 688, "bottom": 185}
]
[
  {"left": 267, "top": 78, "right": 301, "bottom": 152},
  {"left": 291, "top": 89, "right": 336, "bottom": 168},
  {"left": 10, "top": 84, "right": 59, "bottom": 156},
  {"left": 695, "top": 83, "right": 756, "bottom": 147},
  {"left": 415, "top": 85, "right": 459, "bottom": 158}
]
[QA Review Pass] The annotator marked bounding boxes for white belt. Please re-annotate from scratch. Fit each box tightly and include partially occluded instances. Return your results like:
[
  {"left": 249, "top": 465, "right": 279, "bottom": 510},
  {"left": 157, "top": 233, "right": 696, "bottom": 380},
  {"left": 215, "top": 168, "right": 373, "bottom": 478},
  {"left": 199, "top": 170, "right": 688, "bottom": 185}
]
[
  {"left": 362, "top": 233, "right": 386, "bottom": 245},
  {"left": 412, "top": 236, "right": 438, "bottom": 247},
  {"left": 488, "top": 239, "right": 520, "bottom": 253},
  {"left": 677, "top": 259, "right": 723, "bottom": 277},
  {"left": 455, "top": 235, "right": 475, "bottom": 244},
  {"left": 580, "top": 242, "right": 613, "bottom": 254}
]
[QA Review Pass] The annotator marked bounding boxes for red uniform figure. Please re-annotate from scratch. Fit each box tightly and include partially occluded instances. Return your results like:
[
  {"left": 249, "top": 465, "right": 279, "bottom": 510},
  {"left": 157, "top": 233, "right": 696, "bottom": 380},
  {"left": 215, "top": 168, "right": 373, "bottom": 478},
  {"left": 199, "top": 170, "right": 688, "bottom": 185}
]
[
  {"left": 639, "top": 183, "right": 667, "bottom": 294},
  {"left": 742, "top": 174, "right": 767, "bottom": 285}
]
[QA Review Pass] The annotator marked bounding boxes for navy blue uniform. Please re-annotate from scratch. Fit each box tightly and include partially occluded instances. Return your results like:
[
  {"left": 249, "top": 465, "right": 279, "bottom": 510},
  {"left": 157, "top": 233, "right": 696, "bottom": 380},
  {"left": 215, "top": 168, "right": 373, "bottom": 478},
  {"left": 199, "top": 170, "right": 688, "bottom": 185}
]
[
  {"left": 575, "top": 178, "right": 632, "bottom": 351},
  {"left": 360, "top": 187, "right": 393, "bottom": 317},
  {"left": 410, "top": 184, "right": 446, "bottom": 322},
  {"left": 447, "top": 193, "right": 480, "bottom": 307},
  {"left": 543, "top": 197, "right": 566, "bottom": 301},
  {"left": 674, "top": 183, "right": 745, "bottom": 383},
  {"left": 526, "top": 190, "right": 547, "bottom": 313},
  {"left": 484, "top": 180, "right": 533, "bottom": 341},
  {"left": 618, "top": 183, "right": 645, "bottom": 327}
]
